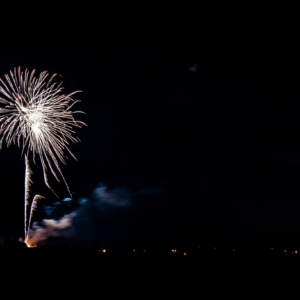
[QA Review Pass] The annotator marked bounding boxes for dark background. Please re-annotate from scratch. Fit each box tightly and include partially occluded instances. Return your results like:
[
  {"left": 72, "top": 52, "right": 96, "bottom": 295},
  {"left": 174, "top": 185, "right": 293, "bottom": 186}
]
[{"left": 1, "top": 9, "right": 300, "bottom": 251}]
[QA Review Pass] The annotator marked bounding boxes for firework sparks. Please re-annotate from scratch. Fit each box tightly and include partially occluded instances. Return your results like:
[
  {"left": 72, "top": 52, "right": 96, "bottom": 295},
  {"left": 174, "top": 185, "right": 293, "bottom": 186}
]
[{"left": 0, "top": 67, "right": 86, "bottom": 242}]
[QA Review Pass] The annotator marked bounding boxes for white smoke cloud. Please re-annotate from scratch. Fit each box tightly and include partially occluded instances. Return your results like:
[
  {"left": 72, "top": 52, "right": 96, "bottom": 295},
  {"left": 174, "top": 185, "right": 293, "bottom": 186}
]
[
  {"left": 28, "top": 212, "right": 76, "bottom": 245},
  {"left": 94, "top": 183, "right": 131, "bottom": 207},
  {"left": 26, "top": 183, "right": 164, "bottom": 246},
  {"left": 27, "top": 183, "right": 132, "bottom": 245}
]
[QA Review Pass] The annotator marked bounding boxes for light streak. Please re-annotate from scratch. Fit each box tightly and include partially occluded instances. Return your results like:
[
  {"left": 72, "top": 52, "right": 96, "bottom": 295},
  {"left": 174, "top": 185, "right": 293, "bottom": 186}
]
[
  {"left": 0, "top": 67, "right": 86, "bottom": 242},
  {"left": 26, "top": 194, "right": 45, "bottom": 243},
  {"left": 24, "top": 154, "right": 33, "bottom": 240}
]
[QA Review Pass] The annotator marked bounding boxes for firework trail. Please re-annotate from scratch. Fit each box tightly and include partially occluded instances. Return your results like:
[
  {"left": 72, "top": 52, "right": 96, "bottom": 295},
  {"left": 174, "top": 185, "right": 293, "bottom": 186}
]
[
  {"left": 24, "top": 154, "right": 33, "bottom": 240},
  {"left": 26, "top": 194, "right": 45, "bottom": 244},
  {"left": 0, "top": 67, "right": 86, "bottom": 243}
]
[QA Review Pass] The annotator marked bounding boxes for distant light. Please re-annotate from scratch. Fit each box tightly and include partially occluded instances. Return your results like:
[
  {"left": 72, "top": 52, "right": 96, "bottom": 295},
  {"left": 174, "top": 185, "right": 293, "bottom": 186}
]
[
  {"left": 214, "top": 247, "right": 217, "bottom": 250},
  {"left": 133, "top": 249, "right": 135, "bottom": 252},
  {"left": 102, "top": 249, "right": 106, "bottom": 253},
  {"left": 284, "top": 250, "right": 287, "bottom": 253},
  {"left": 143, "top": 250, "right": 146, "bottom": 253},
  {"left": 183, "top": 253, "right": 188, "bottom": 256},
  {"left": 233, "top": 249, "right": 235, "bottom": 252},
  {"left": 171, "top": 249, "right": 177, "bottom": 253},
  {"left": 270, "top": 248, "right": 273, "bottom": 250},
  {"left": 295, "top": 250, "right": 298, "bottom": 254}
]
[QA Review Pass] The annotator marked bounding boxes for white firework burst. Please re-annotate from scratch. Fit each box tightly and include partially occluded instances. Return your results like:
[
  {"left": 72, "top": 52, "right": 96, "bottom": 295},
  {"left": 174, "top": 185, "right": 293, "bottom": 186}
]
[
  {"left": 0, "top": 67, "right": 86, "bottom": 242},
  {"left": 0, "top": 67, "right": 86, "bottom": 194}
]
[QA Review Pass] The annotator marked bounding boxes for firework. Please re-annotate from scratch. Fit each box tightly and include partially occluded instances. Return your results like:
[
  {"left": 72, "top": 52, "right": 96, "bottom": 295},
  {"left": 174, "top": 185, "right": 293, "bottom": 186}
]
[{"left": 0, "top": 67, "right": 86, "bottom": 242}]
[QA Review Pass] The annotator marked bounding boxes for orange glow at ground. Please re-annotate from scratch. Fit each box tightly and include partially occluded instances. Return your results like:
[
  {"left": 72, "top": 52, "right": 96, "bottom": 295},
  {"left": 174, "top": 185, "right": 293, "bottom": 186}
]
[{"left": 25, "top": 240, "right": 37, "bottom": 248}]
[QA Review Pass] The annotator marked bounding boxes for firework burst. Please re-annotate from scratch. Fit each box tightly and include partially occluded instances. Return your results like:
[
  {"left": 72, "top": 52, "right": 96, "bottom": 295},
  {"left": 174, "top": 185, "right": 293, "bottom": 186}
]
[{"left": 0, "top": 67, "right": 86, "bottom": 242}]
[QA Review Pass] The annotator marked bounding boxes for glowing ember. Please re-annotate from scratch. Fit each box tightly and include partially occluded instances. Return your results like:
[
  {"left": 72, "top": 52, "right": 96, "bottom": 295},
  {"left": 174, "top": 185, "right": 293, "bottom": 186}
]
[{"left": 25, "top": 240, "right": 37, "bottom": 248}]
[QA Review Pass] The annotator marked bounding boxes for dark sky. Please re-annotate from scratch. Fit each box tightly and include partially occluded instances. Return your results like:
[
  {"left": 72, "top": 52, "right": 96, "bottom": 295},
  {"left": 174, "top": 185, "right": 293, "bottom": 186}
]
[{"left": 1, "top": 15, "right": 300, "bottom": 250}]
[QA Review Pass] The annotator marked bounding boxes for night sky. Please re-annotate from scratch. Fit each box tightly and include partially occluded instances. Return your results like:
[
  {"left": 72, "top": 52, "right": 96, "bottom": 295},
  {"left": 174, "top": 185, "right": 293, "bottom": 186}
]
[{"left": 1, "top": 17, "right": 300, "bottom": 251}]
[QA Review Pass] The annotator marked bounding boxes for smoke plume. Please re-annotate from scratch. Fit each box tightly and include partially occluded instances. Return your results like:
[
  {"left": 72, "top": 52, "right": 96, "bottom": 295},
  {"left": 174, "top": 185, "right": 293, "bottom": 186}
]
[{"left": 28, "top": 212, "right": 76, "bottom": 245}]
